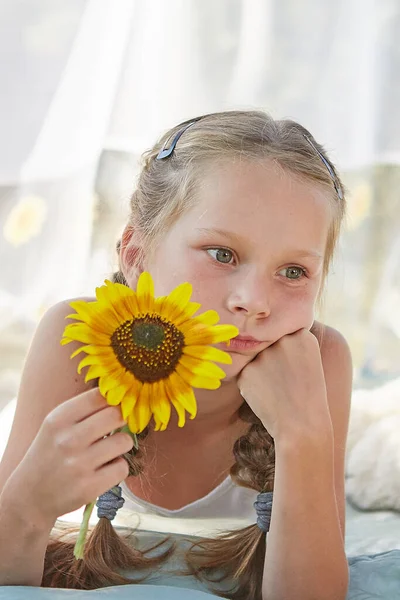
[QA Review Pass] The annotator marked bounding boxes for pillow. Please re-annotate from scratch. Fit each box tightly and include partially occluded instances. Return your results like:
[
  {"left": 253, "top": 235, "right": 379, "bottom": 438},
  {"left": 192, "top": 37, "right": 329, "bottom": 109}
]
[
  {"left": 2, "top": 529, "right": 398, "bottom": 600},
  {"left": 0, "top": 585, "right": 219, "bottom": 599},
  {"left": 347, "top": 550, "right": 400, "bottom": 599}
]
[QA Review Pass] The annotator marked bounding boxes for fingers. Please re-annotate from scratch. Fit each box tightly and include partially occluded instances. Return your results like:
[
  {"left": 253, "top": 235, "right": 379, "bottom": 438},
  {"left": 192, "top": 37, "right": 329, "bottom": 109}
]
[
  {"left": 86, "top": 432, "right": 134, "bottom": 470},
  {"left": 46, "top": 387, "right": 108, "bottom": 428},
  {"left": 91, "top": 457, "right": 131, "bottom": 495},
  {"left": 75, "top": 404, "right": 126, "bottom": 444}
]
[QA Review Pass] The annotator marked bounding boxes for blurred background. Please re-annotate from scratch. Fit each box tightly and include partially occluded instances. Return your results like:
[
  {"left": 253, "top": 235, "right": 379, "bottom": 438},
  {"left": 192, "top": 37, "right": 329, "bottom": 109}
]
[{"left": 0, "top": 0, "right": 400, "bottom": 552}]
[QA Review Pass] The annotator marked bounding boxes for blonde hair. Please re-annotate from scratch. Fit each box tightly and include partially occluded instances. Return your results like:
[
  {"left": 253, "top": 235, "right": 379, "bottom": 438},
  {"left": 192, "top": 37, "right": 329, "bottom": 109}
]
[
  {"left": 45, "top": 110, "right": 346, "bottom": 599},
  {"left": 122, "top": 110, "right": 345, "bottom": 291}
]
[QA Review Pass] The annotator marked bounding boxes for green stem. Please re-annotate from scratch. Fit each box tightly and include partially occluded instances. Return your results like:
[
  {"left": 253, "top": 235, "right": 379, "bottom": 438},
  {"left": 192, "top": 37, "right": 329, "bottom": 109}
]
[
  {"left": 118, "top": 424, "right": 138, "bottom": 449},
  {"left": 73, "top": 500, "right": 95, "bottom": 560}
]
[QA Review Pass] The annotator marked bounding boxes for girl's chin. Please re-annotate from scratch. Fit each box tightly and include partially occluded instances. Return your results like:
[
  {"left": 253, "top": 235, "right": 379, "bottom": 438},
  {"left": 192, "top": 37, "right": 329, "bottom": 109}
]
[{"left": 220, "top": 354, "right": 253, "bottom": 381}]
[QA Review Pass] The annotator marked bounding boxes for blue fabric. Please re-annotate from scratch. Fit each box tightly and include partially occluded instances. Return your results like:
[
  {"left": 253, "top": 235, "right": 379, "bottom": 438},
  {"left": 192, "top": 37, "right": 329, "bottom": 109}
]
[
  {"left": 0, "top": 585, "right": 219, "bottom": 599},
  {"left": 347, "top": 550, "right": 400, "bottom": 600},
  {"left": 0, "top": 534, "right": 398, "bottom": 600}
]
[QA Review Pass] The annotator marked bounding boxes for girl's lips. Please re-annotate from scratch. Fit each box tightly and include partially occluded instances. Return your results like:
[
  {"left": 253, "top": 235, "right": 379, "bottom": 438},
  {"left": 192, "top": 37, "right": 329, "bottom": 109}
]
[{"left": 227, "top": 336, "right": 263, "bottom": 351}]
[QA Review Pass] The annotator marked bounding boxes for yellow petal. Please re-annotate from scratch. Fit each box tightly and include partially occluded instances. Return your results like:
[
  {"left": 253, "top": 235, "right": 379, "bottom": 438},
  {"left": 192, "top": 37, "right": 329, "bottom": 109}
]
[
  {"left": 136, "top": 272, "right": 155, "bottom": 314},
  {"left": 102, "top": 279, "right": 139, "bottom": 318},
  {"left": 167, "top": 373, "right": 197, "bottom": 418},
  {"left": 121, "top": 379, "right": 142, "bottom": 420},
  {"left": 176, "top": 363, "right": 221, "bottom": 390},
  {"left": 70, "top": 344, "right": 112, "bottom": 359},
  {"left": 170, "top": 396, "right": 186, "bottom": 427},
  {"left": 77, "top": 352, "right": 116, "bottom": 374},
  {"left": 85, "top": 364, "right": 118, "bottom": 383},
  {"left": 163, "top": 282, "right": 192, "bottom": 321},
  {"left": 153, "top": 413, "right": 163, "bottom": 431},
  {"left": 150, "top": 380, "right": 171, "bottom": 428},
  {"left": 193, "top": 310, "right": 220, "bottom": 326},
  {"left": 153, "top": 295, "right": 165, "bottom": 314},
  {"left": 210, "top": 324, "right": 239, "bottom": 342},
  {"left": 118, "top": 293, "right": 139, "bottom": 320},
  {"left": 84, "top": 365, "right": 101, "bottom": 383},
  {"left": 105, "top": 279, "right": 135, "bottom": 301},
  {"left": 179, "top": 354, "right": 226, "bottom": 379},
  {"left": 182, "top": 345, "right": 232, "bottom": 365},
  {"left": 183, "top": 324, "right": 238, "bottom": 346},
  {"left": 174, "top": 301, "right": 201, "bottom": 323},
  {"left": 131, "top": 382, "right": 152, "bottom": 433},
  {"left": 95, "top": 283, "right": 118, "bottom": 312},
  {"left": 122, "top": 397, "right": 136, "bottom": 421},
  {"left": 62, "top": 324, "right": 111, "bottom": 346},
  {"left": 70, "top": 344, "right": 90, "bottom": 358},
  {"left": 68, "top": 302, "right": 120, "bottom": 333},
  {"left": 99, "top": 372, "right": 121, "bottom": 396},
  {"left": 106, "top": 384, "right": 127, "bottom": 406},
  {"left": 69, "top": 299, "right": 98, "bottom": 313},
  {"left": 127, "top": 412, "right": 139, "bottom": 434},
  {"left": 179, "top": 326, "right": 215, "bottom": 346},
  {"left": 106, "top": 371, "right": 132, "bottom": 406}
]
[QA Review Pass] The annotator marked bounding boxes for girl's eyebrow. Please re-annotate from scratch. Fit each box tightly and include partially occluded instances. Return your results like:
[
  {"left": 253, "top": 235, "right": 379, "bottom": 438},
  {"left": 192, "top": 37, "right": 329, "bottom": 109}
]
[
  {"left": 195, "top": 227, "right": 248, "bottom": 246},
  {"left": 194, "top": 227, "right": 323, "bottom": 260},
  {"left": 291, "top": 251, "right": 323, "bottom": 261}
]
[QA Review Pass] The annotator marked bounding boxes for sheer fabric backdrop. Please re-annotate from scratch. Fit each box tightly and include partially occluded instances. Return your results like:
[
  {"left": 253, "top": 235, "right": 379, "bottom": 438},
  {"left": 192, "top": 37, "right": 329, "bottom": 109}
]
[{"left": 1, "top": 0, "right": 399, "bottom": 389}]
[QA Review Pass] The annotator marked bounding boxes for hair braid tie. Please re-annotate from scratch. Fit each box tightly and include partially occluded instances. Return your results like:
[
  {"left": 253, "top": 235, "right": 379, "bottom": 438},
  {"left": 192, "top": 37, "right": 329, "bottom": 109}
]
[
  {"left": 96, "top": 486, "right": 125, "bottom": 521},
  {"left": 254, "top": 491, "right": 273, "bottom": 533}
]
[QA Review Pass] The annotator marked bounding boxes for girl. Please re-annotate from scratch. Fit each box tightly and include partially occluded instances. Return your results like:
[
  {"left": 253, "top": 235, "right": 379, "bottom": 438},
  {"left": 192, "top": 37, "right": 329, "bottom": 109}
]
[{"left": 0, "top": 111, "right": 352, "bottom": 600}]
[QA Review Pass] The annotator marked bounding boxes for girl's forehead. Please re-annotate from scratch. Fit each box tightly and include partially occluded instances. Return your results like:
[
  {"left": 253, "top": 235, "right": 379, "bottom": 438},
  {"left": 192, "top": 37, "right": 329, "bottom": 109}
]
[
  {"left": 179, "top": 160, "right": 333, "bottom": 248},
  {"left": 196, "top": 159, "right": 325, "bottom": 206}
]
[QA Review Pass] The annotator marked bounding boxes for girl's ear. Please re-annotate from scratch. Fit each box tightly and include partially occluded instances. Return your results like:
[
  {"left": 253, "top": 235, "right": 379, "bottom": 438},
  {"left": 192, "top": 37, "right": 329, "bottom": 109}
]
[{"left": 119, "top": 225, "right": 144, "bottom": 285}]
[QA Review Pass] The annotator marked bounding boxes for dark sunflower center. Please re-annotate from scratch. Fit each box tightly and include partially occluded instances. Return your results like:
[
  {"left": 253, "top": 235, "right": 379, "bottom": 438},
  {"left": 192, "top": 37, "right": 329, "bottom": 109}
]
[
  {"left": 132, "top": 322, "right": 165, "bottom": 349},
  {"left": 111, "top": 315, "right": 185, "bottom": 383}
]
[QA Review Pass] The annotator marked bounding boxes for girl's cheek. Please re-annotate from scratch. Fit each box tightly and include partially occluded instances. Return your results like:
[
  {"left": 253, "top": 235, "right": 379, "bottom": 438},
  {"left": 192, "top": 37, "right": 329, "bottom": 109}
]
[{"left": 278, "top": 295, "right": 316, "bottom": 332}]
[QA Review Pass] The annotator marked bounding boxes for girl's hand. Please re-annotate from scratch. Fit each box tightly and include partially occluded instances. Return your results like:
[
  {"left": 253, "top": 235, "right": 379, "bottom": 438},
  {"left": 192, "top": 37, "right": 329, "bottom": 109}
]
[
  {"left": 237, "top": 328, "right": 333, "bottom": 443},
  {"left": 2, "top": 389, "right": 133, "bottom": 526}
]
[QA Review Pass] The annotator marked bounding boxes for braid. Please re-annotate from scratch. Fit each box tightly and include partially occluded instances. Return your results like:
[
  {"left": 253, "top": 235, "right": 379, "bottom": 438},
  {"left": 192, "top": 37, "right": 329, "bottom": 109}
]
[
  {"left": 231, "top": 402, "right": 275, "bottom": 493},
  {"left": 110, "top": 237, "right": 129, "bottom": 286},
  {"left": 185, "top": 403, "right": 275, "bottom": 600},
  {"left": 43, "top": 419, "right": 174, "bottom": 588},
  {"left": 43, "top": 287, "right": 172, "bottom": 588},
  {"left": 96, "top": 243, "right": 275, "bottom": 598},
  {"left": 122, "top": 426, "right": 149, "bottom": 476}
]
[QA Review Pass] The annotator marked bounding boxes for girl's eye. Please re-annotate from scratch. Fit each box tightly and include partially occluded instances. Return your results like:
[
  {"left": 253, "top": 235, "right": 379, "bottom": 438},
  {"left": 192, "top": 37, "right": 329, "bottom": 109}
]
[
  {"left": 207, "top": 248, "right": 235, "bottom": 264},
  {"left": 279, "top": 266, "right": 306, "bottom": 280}
]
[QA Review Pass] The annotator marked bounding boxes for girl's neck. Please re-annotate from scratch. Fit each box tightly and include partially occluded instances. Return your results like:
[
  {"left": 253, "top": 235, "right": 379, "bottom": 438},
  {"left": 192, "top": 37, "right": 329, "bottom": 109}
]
[{"left": 157, "top": 383, "right": 245, "bottom": 443}]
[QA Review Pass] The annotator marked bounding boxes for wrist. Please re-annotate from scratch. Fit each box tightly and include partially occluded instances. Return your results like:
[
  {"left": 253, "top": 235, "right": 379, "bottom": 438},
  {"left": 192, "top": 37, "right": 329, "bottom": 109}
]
[
  {"left": 274, "top": 421, "right": 334, "bottom": 457},
  {"left": 1, "top": 479, "right": 56, "bottom": 535}
]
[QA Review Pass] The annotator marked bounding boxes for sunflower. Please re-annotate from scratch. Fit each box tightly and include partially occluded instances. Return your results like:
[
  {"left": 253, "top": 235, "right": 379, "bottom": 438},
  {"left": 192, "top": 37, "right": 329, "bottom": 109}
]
[{"left": 61, "top": 273, "right": 238, "bottom": 433}]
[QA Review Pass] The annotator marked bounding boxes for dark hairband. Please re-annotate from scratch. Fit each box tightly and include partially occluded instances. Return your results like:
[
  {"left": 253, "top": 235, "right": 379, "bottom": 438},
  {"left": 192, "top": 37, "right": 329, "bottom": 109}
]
[
  {"left": 155, "top": 121, "right": 343, "bottom": 202},
  {"left": 156, "top": 118, "right": 202, "bottom": 160},
  {"left": 303, "top": 135, "right": 344, "bottom": 200}
]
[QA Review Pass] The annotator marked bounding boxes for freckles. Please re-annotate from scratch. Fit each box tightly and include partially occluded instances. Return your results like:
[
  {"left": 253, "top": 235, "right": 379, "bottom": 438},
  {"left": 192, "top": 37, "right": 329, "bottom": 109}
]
[
  {"left": 190, "top": 278, "right": 213, "bottom": 305},
  {"left": 278, "top": 289, "right": 315, "bottom": 325}
]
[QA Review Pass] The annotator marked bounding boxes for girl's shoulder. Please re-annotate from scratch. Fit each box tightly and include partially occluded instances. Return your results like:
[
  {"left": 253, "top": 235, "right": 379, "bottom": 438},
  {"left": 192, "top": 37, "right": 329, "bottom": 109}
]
[
  {"left": 311, "top": 321, "right": 352, "bottom": 537},
  {"left": 0, "top": 297, "right": 96, "bottom": 489},
  {"left": 27, "top": 295, "right": 98, "bottom": 395},
  {"left": 312, "top": 320, "right": 352, "bottom": 370}
]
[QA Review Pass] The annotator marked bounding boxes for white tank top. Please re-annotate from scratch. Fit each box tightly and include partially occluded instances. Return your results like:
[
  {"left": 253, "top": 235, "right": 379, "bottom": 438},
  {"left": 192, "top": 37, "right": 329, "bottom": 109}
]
[
  {"left": 117, "top": 476, "right": 259, "bottom": 535},
  {"left": 59, "top": 478, "right": 259, "bottom": 537}
]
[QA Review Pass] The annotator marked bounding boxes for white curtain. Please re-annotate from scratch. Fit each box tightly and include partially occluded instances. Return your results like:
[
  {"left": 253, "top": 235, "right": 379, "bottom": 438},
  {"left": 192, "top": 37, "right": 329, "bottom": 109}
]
[{"left": 1, "top": 0, "right": 400, "bottom": 388}]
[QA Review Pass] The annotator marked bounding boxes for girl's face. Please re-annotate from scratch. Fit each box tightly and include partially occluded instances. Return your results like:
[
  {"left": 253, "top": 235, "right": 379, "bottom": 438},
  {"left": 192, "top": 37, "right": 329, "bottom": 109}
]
[{"left": 126, "top": 160, "right": 333, "bottom": 380}]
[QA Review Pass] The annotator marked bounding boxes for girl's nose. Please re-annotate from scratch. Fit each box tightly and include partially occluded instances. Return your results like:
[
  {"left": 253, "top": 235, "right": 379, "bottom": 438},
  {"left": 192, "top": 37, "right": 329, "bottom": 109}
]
[{"left": 227, "top": 276, "right": 271, "bottom": 319}]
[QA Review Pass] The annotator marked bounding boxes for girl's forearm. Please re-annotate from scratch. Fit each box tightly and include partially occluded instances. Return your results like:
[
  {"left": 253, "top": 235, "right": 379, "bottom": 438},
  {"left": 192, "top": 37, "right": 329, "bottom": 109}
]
[
  {"left": 0, "top": 484, "right": 55, "bottom": 586},
  {"left": 262, "top": 430, "right": 349, "bottom": 600}
]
